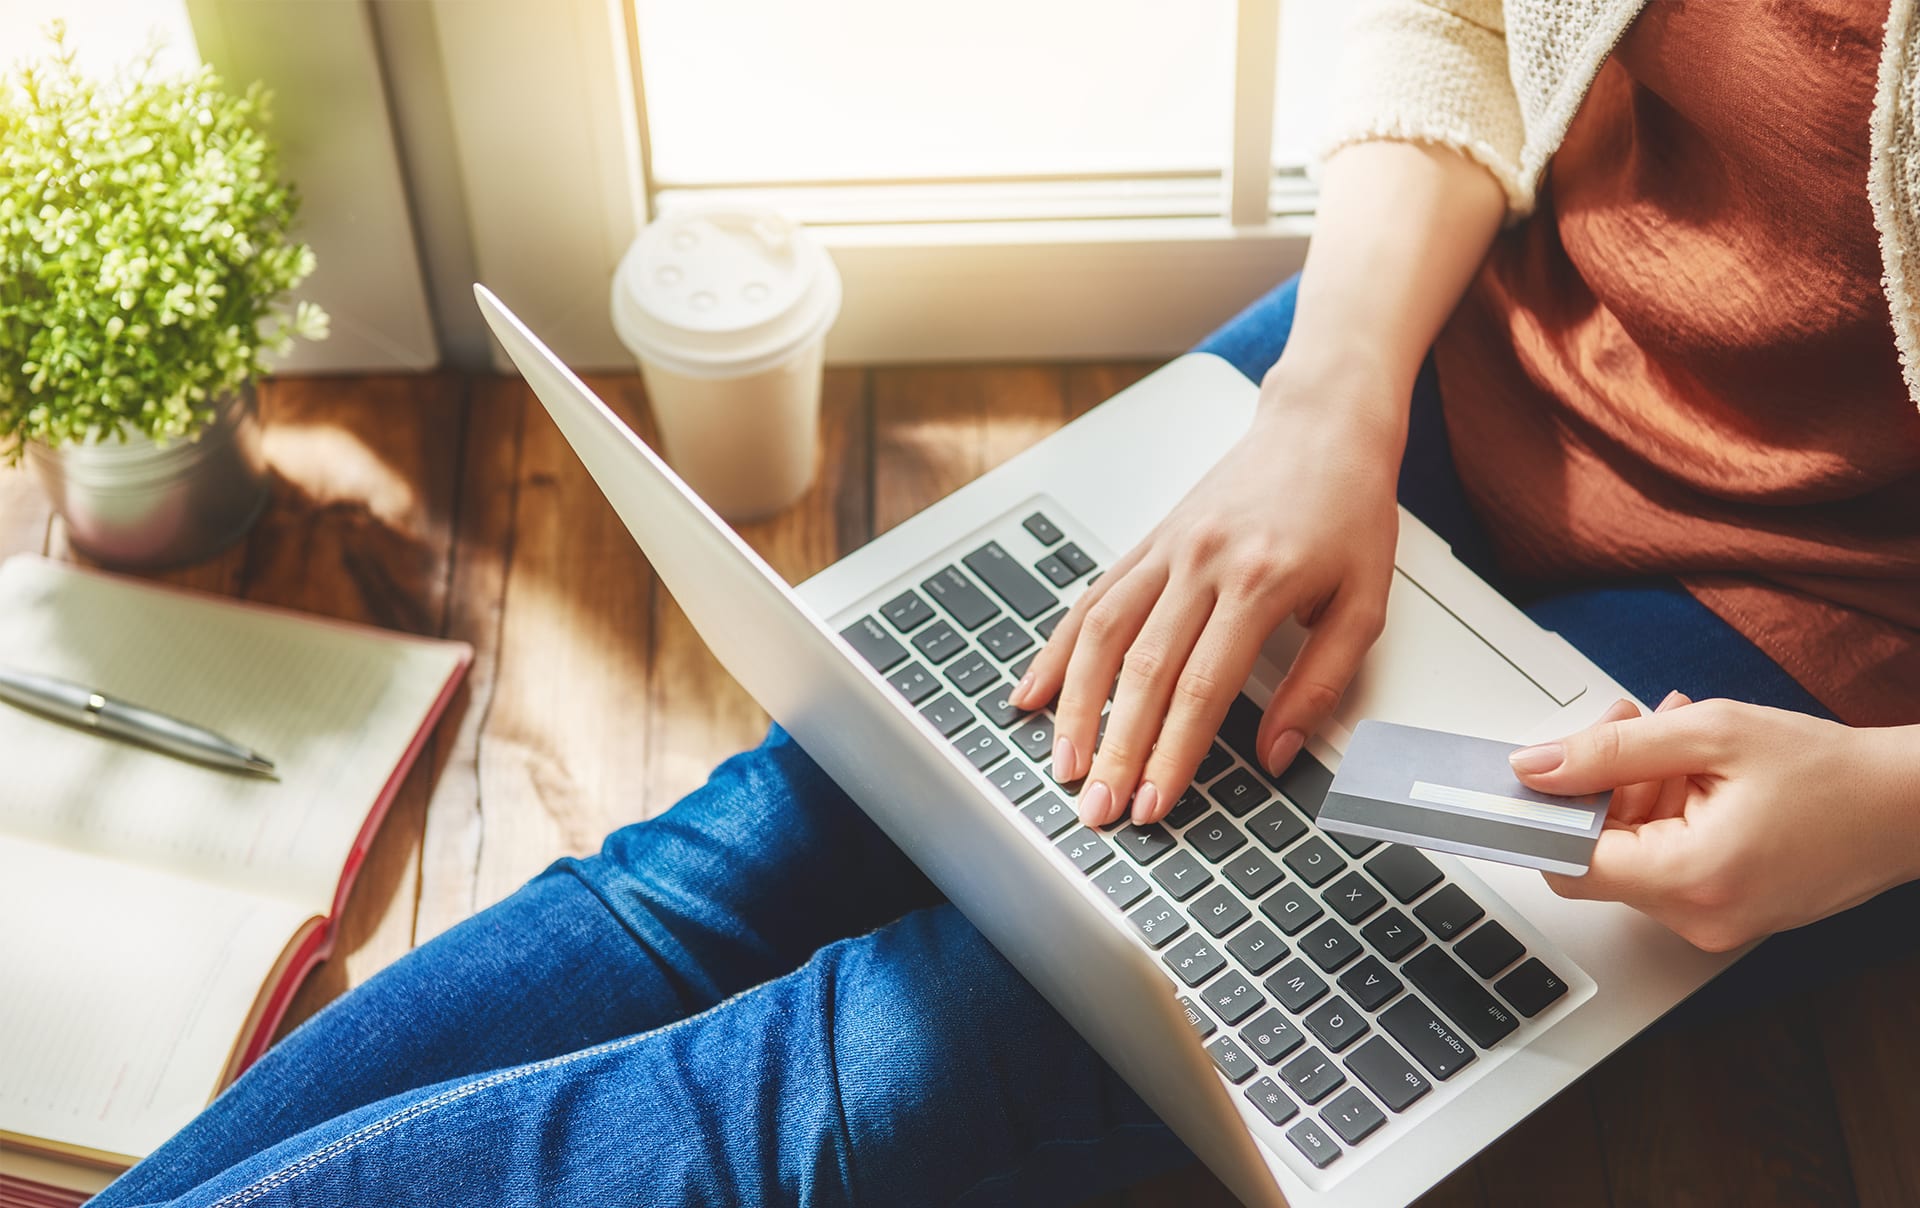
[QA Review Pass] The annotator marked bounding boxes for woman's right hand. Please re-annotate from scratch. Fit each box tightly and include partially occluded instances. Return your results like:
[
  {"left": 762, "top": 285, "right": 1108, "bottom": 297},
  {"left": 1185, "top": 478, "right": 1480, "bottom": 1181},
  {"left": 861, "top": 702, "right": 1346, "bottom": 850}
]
[
  {"left": 1008, "top": 363, "right": 1405, "bottom": 827},
  {"left": 1005, "top": 137, "right": 1508, "bottom": 829}
]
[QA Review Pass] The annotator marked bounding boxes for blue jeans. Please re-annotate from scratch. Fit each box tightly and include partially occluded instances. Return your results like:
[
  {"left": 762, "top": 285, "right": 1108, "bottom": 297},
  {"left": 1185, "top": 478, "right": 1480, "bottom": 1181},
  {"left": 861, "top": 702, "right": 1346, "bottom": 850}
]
[{"left": 95, "top": 277, "right": 1862, "bottom": 1207}]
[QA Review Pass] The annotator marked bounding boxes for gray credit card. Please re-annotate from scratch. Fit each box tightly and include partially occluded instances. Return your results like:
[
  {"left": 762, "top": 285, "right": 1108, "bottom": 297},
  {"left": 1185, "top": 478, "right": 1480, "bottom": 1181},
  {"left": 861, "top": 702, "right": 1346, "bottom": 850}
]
[{"left": 1319, "top": 720, "right": 1609, "bottom": 875}]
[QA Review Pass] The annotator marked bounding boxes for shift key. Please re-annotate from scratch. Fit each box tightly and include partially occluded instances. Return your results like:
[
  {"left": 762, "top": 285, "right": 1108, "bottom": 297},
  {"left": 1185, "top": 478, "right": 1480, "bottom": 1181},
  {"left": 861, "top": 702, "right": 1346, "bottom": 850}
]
[
  {"left": 1404, "top": 948, "right": 1518, "bottom": 1048},
  {"left": 963, "top": 542, "right": 1058, "bottom": 620}
]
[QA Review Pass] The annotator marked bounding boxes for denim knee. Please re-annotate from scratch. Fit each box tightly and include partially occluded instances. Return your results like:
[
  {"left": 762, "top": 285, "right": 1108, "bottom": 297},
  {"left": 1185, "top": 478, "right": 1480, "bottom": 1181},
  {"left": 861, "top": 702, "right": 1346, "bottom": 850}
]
[{"left": 817, "top": 906, "right": 1188, "bottom": 1204}]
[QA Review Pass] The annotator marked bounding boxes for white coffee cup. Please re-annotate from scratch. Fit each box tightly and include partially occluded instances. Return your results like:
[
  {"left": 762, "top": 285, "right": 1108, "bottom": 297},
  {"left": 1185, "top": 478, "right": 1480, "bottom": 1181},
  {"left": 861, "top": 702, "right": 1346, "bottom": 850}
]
[{"left": 610, "top": 205, "right": 842, "bottom": 522}]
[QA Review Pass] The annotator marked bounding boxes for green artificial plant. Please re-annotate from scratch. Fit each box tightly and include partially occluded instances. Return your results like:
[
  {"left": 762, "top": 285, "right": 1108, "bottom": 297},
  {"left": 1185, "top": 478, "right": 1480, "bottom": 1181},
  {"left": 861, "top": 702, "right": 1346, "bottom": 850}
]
[{"left": 0, "top": 23, "right": 327, "bottom": 463}]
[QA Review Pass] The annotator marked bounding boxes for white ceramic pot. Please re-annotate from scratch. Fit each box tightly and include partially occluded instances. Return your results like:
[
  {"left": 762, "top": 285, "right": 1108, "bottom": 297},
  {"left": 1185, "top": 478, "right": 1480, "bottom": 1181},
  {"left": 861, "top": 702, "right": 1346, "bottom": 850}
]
[{"left": 24, "top": 385, "right": 270, "bottom": 569}]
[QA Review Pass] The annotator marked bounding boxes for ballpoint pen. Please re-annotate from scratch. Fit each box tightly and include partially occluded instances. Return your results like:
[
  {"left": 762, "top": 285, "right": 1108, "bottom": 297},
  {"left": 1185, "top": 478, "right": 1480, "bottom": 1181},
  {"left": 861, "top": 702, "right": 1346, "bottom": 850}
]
[{"left": 0, "top": 664, "right": 277, "bottom": 777}]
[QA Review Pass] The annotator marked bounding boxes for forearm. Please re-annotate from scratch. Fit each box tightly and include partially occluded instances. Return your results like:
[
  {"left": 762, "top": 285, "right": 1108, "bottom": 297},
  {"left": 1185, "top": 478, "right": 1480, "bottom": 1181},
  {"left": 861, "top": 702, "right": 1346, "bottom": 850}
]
[{"left": 1258, "top": 140, "right": 1506, "bottom": 439}]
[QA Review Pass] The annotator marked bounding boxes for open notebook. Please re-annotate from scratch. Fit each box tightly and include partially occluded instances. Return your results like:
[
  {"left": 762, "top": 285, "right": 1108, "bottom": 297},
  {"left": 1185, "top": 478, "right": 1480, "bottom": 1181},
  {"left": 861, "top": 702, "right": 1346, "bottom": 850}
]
[{"left": 0, "top": 555, "right": 470, "bottom": 1201}]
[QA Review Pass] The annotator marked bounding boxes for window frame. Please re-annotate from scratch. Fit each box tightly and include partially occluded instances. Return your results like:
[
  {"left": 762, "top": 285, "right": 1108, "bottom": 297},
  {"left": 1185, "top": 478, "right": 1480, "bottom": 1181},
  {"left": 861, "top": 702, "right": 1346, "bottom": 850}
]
[{"left": 432, "top": 0, "right": 1314, "bottom": 370}]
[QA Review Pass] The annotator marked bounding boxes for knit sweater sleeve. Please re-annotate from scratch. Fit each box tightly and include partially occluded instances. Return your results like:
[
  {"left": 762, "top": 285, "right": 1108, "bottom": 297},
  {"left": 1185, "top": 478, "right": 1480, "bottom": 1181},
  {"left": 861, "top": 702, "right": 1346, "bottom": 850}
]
[{"left": 1316, "top": 0, "right": 1535, "bottom": 217}]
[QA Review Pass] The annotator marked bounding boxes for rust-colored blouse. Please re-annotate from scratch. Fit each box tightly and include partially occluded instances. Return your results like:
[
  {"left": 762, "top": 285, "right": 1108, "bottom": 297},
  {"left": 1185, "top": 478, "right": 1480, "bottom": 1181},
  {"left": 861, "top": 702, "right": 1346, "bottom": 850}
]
[{"left": 1433, "top": 0, "right": 1920, "bottom": 727}]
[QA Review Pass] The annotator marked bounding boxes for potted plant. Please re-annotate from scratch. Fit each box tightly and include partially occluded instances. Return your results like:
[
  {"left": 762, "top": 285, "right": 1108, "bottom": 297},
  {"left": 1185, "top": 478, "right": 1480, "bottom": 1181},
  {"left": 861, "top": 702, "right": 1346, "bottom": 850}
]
[{"left": 0, "top": 25, "right": 327, "bottom": 568}]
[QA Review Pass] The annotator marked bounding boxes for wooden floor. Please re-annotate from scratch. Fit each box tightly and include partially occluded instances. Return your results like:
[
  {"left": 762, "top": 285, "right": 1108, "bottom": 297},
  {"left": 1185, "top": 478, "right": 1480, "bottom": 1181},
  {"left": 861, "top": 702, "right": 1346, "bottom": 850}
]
[{"left": 3, "top": 367, "right": 1915, "bottom": 1207}]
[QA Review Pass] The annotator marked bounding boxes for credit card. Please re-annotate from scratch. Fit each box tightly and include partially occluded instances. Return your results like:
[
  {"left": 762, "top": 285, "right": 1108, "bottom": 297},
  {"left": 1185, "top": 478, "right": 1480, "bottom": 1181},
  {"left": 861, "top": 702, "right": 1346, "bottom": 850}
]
[{"left": 1319, "top": 720, "right": 1609, "bottom": 875}]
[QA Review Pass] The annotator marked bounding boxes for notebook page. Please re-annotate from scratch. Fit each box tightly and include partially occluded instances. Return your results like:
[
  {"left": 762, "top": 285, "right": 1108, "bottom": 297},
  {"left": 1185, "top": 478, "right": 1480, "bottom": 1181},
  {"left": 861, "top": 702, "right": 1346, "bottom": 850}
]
[
  {"left": 0, "top": 837, "right": 309, "bottom": 1161},
  {"left": 0, "top": 557, "right": 466, "bottom": 914}
]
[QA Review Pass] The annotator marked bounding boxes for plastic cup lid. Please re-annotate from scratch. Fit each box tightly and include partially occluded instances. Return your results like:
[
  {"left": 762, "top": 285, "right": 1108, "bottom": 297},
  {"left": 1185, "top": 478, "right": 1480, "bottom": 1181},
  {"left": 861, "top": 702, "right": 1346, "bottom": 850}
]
[{"left": 611, "top": 205, "right": 842, "bottom": 378}]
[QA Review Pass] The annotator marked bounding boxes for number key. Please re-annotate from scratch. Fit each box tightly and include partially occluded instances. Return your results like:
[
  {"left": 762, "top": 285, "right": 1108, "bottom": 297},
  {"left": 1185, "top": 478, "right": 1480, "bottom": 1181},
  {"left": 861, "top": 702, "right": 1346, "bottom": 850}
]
[
  {"left": 1020, "top": 792, "right": 1074, "bottom": 836},
  {"left": 952, "top": 725, "right": 1007, "bottom": 771},
  {"left": 990, "top": 760, "right": 1044, "bottom": 804},
  {"left": 1162, "top": 933, "right": 1228, "bottom": 988},
  {"left": 1240, "top": 1008, "right": 1305, "bottom": 1064},
  {"left": 1093, "top": 863, "right": 1149, "bottom": 910},
  {"left": 1281, "top": 1046, "right": 1346, "bottom": 1104},
  {"left": 1054, "top": 827, "right": 1111, "bottom": 874},
  {"left": 1126, "top": 896, "right": 1188, "bottom": 949},
  {"left": 1203, "top": 969, "right": 1266, "bottom": 1025}
]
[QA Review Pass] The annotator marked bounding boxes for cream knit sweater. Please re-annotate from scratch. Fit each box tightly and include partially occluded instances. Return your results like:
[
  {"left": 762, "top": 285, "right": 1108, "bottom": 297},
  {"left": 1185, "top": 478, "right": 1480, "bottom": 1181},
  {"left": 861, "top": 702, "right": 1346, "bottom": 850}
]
[{"left": 1320, "top": 0, "right": 1920, "bottom": 409}]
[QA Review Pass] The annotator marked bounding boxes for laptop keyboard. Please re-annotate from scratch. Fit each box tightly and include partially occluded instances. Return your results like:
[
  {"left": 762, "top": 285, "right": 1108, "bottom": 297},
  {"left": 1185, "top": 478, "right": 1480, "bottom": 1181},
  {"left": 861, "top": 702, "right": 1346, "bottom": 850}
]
[{"left": 836, "top": 505, "right": 1580, "bottom": 1185}]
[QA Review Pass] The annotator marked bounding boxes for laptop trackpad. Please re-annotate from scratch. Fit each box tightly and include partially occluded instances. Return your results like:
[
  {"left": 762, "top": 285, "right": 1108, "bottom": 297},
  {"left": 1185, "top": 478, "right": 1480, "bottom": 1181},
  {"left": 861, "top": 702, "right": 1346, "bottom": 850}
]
[{"left": 1259, "top": 568, "right": 1566, "bottom": 747}]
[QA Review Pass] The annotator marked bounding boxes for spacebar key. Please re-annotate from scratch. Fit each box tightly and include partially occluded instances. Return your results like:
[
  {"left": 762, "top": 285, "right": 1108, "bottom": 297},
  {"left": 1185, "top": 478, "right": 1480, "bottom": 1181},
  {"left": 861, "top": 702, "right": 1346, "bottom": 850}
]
[
  {"left": 1404, "top": 948, "right": 1518, "bottom": 1048},
  {"left": 963, "top": 542, "right": 1058, "bottom": 620}
]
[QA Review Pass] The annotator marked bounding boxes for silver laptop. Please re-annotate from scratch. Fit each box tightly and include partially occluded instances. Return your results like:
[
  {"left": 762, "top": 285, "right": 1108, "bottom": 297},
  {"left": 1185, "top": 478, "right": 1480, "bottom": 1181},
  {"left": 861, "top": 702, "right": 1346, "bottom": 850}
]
[{"left": 476, "top": 285, "right": 1737, "bottom": 1208}]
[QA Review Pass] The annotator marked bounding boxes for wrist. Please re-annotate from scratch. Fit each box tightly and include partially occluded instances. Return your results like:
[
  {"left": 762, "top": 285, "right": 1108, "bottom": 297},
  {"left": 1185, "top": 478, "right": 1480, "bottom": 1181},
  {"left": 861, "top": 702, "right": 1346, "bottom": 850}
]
[
  {"left": 1253, "top": 348, "right": 1411, "bottom": 458},
  {"left": 1857, "top": 723, "right": 1920, "bottom": 889}
]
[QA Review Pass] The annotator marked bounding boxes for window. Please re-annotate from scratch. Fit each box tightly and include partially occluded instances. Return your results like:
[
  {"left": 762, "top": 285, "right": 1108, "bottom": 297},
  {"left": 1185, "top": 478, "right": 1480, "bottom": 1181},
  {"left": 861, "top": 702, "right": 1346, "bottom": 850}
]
[
  {"left": 418, "top": 0, "right": 1353, "bottom": 365},
  {"left": 634, "top": 0, "right": 1238, "bottom": 185}
]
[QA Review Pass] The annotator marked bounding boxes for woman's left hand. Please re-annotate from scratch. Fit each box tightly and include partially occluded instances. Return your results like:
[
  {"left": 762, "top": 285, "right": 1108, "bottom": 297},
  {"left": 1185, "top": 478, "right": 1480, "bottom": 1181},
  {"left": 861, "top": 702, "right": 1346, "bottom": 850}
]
[{"left": 1508, "top": 696, "right": 1920, "bottom": 952}]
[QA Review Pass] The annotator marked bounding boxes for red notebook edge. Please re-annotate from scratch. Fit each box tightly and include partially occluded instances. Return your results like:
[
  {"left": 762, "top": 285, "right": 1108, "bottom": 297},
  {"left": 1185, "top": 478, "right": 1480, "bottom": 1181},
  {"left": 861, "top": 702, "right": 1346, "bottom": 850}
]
[{"left": 227, "top": 642, "right": 474, "bottom": 1080}]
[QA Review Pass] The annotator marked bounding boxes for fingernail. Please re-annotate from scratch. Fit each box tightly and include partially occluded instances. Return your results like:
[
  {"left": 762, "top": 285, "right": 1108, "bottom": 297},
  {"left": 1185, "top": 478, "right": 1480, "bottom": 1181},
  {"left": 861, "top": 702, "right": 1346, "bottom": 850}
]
[
  {"left": 1131, "top": 782, "right": 1160, "bottom": 825},
  {"left": 1052, "top": 735, "right": 1077, "bottom": 782},
  {"left": 1509, "top": 742, "right": 1564, "bottom": 774},
  {"left": 1078, "top": 780, "right": 1113, "bottom": 826},
  {"left": 1264, "top": 729, "right": 1303, "bottom": 775},
  {"left": 1012, "top": 670, "right": 1035, "bottom": 704},
  {"left": 1658, "top": 690, "right": 1688, "bottom": 711}
]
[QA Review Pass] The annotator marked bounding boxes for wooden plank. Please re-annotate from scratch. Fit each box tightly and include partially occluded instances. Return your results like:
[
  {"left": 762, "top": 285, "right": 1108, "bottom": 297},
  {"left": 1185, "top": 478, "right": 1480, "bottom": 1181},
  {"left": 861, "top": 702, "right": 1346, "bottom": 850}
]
[
  {"left": 416, "top": 373, "right": 659, "bottom": 938},
  {"left": 414, "top": 375, "right": 526, "bottom": 943},
  {"left": 640, "top": 369, "right": 872, "bottom": 808},
  {"left": 871, "top": 365, "right": 1072, "bottom": 535},
  {"left": 0, "top": 462, "right": 52, "bottom": 559},
  {"left": 1064, "top": 361, "right": 1159, "bottom": 421},
  {"left": 266, "top": 375, "right": 468, "bottom": 1033},
  {"left": 1473, "top": 1083, "right": 1605, "bottom": 1208},
  {"left": 1101, "top": 1163, "right": 1241, "bottom": 1208},
  {"left": 1590, "top": 996, "right": 1858, "bottom": 1206},
  {"left": 1819, "top": 953, "right": 1920, "bottom": 1208}
]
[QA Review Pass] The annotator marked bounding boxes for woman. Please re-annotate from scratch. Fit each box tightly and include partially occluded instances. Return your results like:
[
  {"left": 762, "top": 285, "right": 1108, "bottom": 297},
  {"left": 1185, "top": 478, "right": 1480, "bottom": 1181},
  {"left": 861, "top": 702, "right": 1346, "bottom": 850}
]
[{"left": 97, "top": 1, "right": 1920, "bottom": 1204}]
